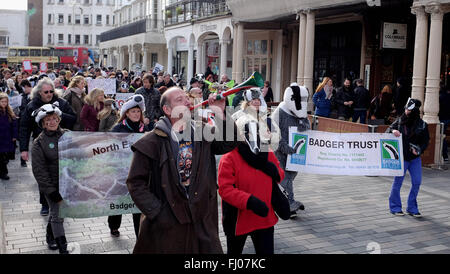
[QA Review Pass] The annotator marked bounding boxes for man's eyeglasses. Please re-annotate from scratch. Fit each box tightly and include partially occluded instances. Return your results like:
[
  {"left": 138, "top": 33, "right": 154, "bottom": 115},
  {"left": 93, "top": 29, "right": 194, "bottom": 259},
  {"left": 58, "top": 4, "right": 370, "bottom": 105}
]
[{"left": 42, "top": 90, "right": 54, "bottom": 94}]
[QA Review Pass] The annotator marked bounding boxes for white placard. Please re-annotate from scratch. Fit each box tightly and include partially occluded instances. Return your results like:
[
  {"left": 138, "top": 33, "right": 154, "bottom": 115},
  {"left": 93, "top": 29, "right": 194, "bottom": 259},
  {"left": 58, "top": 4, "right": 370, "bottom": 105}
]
[
  {"left": 153, "top": 63, "right": 164, "bottom": 74},
  {"left": 382, "top": 22, "right": 407, "bottom": 49},
  {"left": 87, "top": 78, "right": 116, "bottom": 95},
  {"left": 286, "top": 128, "right": 404, "bottom": 176},
  {"left": 9, "top": 95, "right": 22, "bottom": 109}
]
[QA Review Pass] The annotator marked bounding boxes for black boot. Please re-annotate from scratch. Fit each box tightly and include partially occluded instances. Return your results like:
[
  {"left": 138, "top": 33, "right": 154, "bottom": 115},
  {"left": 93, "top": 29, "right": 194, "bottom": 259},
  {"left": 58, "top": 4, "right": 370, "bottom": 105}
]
[
  {"left": 46, "top": 223, "right": 58, "bottom": 250},
  {"left": 55, "top": 236, "right": 69, "bottom": 254}
]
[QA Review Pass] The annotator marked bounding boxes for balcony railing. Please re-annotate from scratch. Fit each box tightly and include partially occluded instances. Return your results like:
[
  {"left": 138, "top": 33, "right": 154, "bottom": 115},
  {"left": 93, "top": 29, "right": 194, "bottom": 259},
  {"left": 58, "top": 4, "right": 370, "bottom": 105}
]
[
  {"left": 100, "top": 17, "right": 163, "bottom": 43},
  {"left": 165, "top": 0, "right": 231, "bottom": 26}
]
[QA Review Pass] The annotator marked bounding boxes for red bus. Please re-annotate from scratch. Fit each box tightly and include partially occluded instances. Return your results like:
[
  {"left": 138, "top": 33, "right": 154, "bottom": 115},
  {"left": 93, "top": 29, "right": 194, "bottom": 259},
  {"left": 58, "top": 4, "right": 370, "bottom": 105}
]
[{"left": 54, "top": 47, "right": 90, "bottom": 67}]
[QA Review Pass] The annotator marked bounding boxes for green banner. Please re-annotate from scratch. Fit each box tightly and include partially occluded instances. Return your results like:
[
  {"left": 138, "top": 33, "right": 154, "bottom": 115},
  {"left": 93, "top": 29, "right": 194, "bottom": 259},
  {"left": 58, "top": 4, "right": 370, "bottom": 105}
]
[{"left": 58, "top": 132, "right": 143, "bottom": 218}]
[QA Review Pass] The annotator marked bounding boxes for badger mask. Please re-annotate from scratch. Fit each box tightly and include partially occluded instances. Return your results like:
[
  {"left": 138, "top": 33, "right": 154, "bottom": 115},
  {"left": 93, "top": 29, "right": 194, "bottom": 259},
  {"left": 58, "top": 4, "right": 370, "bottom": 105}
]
[{"left": 281, "top": 83, "right": 309, "bottom": 118}]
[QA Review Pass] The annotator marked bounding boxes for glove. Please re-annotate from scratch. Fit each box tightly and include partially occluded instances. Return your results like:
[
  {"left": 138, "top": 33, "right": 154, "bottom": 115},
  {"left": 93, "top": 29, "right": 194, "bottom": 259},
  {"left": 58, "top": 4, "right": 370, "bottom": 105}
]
[{"left": 246, "top": 195, "right": 269, "bottom": 217}]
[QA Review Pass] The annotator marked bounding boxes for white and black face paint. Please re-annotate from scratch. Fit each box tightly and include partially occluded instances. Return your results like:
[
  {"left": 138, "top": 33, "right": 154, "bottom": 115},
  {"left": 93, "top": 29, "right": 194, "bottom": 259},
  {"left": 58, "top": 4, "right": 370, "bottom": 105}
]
[{"left": 244, "top": 121, "right": 261, "bottom": 155}]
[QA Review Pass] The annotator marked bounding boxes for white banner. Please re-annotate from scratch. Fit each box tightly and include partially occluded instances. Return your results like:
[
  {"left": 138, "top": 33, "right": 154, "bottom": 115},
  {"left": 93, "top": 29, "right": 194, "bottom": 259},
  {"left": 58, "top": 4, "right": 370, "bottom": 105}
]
[
  {"left": 286, "top": 129, "right": 404, "bottom": 176},
  {"left": 87, "top": 78, "right": 116, "bottom": 95}
]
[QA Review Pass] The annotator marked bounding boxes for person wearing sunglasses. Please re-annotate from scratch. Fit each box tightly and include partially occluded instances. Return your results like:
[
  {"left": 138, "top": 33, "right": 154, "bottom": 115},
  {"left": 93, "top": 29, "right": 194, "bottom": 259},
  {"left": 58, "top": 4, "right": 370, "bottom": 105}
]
[{"left": 18, "top": 77, "right": 76, "bottom": 217}]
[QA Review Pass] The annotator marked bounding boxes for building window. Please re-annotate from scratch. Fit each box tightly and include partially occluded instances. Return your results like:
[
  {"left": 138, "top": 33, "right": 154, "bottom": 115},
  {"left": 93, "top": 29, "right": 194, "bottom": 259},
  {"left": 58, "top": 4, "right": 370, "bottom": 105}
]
[
  {"left": 58, "top": 14, "right": 64, "bottom": 24},
  {"left": 75, "top": 35, "right": 80, "bottom": 45},
  {"left": 48, "top": 34, "right": 52, "bottom": 44},
  {"left": 58, "top": 34, "right": 64, "bottom": 44},
  {"left": 68, "top": 34, "right": 72, "bottom": 44},
  {"left": 75, "top": 14, "right": 81, "bottom": 24},
  {"left": 96, "top": 0, "right": 102, "bottom": 4},
  {"left": 96, "top": 35, "right": 100, "bottom": 45},
  {"left": 106, "top": 15, "right": 109, "bottom": 25},
  {"left": 244, "top": 40, "right": 271, "bottom": 81},
  {"left": 0, "top": 36, "right": 8, "bottom": 46},
  {"left": 96, "top": 15, "right": 102, "bottom": 25},
  {"left": 84, "top": 0, "right": 90, "bottom": 4},
  {"left": 48, "top": 14, "right": 53, "bottom": 24},
  {"left": 68, "top": 14, "right": 72, "bottom": 24},
  {"left": 84, "top": 15, "right": 90, "bottom": 25},
  {"left": 84, "top": 35, "right": 89, "bottom": 45},
  {"left": 151, "top": 53, "right": 158, "bottom": 67},
  {"left": 58, "top": 0, "right": 64, "bottom": 4}
]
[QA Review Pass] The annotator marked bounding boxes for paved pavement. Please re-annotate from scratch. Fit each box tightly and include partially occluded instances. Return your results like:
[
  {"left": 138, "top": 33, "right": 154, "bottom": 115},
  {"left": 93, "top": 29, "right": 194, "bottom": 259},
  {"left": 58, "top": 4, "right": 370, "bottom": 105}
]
[{"left": 1, "top": 151, "right": 449, "bottom": 254}]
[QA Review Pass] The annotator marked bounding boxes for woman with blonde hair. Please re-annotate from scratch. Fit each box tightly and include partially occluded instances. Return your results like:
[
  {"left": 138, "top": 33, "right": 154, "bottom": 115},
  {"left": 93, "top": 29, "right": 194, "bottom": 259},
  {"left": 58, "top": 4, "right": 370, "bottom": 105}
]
[
  {"left": 63, "top": 75, "right": 86, "bottom": 130},
  {"left": 312, "top": 77, "right": 333, "bottom": 117},
  {"left": 80, "top": 88, "right": 105, "bottom": 131}
]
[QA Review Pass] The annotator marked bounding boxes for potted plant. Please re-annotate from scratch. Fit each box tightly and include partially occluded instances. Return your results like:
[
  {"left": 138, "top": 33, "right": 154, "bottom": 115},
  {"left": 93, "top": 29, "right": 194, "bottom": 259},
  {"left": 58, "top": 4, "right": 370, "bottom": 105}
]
[
  {"left": 176, "top": 6, "right": 183, "bottom": 15},
  {"left": 166, "top": 9, "right": 172, "bottom": 18}
]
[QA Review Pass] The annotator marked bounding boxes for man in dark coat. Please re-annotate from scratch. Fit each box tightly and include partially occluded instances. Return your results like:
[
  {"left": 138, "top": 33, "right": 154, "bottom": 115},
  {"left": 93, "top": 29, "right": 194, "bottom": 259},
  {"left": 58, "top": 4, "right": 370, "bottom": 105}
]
[
  {"left": 126, "top": 87, "right": 239, "bottom": 253},
  {"left": 352, "top": 79, "right": 370, "bottom": 124},
  {"left": 18, "top": 77, "right": 76, "bottom": 216},
  {"left": 334, "top": 78, "right": 354, "bottom": 120}
]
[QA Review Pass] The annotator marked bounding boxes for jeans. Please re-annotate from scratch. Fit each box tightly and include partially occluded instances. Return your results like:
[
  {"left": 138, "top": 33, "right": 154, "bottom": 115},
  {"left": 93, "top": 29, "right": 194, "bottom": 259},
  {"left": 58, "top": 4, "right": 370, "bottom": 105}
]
[
  {"left": 352, "top": 110, "right": 367, "bottom": 124},
  {"left": 280, "top": 170, "right": 298, "bottom": 205},
  {"left": 45, "top": 195, "right": 65, "bottom": 238},
  {"left": 389, "top": 157, "right": 422, "bottom": 214},
  {"left": 226, "top": 226, "right": 274, "bottom": 255}
]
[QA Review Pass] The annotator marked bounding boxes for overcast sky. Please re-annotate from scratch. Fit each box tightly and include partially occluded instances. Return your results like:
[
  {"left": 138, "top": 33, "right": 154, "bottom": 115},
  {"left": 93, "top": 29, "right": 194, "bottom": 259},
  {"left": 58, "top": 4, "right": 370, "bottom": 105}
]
[{"left": 1, "top": 0, "right": 27, "bottom": 10}]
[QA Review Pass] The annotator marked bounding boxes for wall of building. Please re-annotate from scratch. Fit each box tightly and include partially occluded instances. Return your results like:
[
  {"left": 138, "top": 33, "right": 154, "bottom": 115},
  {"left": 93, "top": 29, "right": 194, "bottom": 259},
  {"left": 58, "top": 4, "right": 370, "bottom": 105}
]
[
  {"left": 0, "top": 10, "right": 28, "bottom": 62},
  {"left": 43, "top": 0, "right": 115, "bottom": 51}
]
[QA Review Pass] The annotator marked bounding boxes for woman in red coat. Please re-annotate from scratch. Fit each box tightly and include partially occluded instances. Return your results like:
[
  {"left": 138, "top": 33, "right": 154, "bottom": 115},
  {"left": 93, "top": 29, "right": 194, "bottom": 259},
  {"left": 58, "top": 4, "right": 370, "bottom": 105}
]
[
  {"left": 80, "top": 88, "right": 104, "bottom": 131},
  {"left": 218, "top": 90, "right": 284, "bottom": 254}
]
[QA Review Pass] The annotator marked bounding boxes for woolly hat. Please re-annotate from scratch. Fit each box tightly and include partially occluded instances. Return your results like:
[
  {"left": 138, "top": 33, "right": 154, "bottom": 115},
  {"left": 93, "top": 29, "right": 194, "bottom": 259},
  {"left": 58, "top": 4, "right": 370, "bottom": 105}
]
[
  {"left": 32, "top": 102, "right": 62, "bottom": 126},
  {"left": 120, "top": 94, "right": 145, "bottom": 117},
  {"left": 243, "top": 87, "right": 267, "bottom": 112}
]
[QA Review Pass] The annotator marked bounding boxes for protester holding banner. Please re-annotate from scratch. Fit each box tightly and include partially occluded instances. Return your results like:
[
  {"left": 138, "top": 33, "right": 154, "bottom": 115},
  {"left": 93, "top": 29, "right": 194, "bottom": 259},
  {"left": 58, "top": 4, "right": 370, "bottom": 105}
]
[
  {"left": 218, "top": 91, "right": 284, "bottom": 254},
  {"left": 313, "top": 77, "right": 333, "bottom": 117},
  {"left": 80, "top": 88, "right": 105, "bottom": 132},
  {"left": 0, "top": 92, "right": 18, "bottom": 181},
  {"left": 126, "top": 87, "right": 239, "bottom": 253},
  {"left": 31, "top": 103, "right": 70, "bottom": 253},
  {"left": 19, "top": 78, "right": 76, "bottom": 216},
  {"left": 98, "top": 98, "right": 119, "bottom": 132},
  {"left": 63, "top": 76, "right": 86, "bottom": 131},
  {"left": 271, "top": 83, "right": 310, "bottom": 218},
  {"left": 135, "top": 73, "right": 162, "bottom": 127},
  {"left": 387, "top": 98, "right": 429, "bottom": 218},
  {"left": 107, "top": 94, "right": 148, "bottom": 238}
]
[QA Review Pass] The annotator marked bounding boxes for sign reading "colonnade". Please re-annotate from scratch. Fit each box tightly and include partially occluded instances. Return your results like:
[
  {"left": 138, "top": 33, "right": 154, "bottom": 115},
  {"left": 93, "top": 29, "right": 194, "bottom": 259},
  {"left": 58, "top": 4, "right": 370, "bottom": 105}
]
[{"left": 286, "top": 129, "right": 404, "bottom": 176}]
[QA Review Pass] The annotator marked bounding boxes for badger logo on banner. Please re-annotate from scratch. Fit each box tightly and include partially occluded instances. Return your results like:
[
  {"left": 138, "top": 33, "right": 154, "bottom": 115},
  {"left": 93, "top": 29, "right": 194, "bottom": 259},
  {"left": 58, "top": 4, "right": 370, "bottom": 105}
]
[{"left": 380, "top": 139, "right": 402, "bottom": 170}]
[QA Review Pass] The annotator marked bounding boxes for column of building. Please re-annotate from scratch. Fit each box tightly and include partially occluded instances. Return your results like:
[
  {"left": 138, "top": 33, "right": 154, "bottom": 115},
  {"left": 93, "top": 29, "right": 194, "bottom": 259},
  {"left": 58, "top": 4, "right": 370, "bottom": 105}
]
[
  {"left": 220, "top": 38, "right": 229, "bottom": 79},
  {"left": 423, "top": 3, "right": 445, "bottom": 124}
]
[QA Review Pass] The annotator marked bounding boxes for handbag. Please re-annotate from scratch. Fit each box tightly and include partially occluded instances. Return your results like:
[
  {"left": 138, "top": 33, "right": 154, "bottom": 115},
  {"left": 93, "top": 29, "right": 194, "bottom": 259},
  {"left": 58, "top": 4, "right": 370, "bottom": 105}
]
[{"left": 271, "top": 181, "right": 291, "bottom": 220}]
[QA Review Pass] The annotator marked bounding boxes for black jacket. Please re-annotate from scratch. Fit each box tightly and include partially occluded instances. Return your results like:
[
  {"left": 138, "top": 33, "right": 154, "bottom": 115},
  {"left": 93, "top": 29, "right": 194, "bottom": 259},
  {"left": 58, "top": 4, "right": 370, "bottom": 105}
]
[
  {"left": 110, "top": 119, "right": 151, "bottom": 133},
  {"left": 387, "top": 116, "right": 430, "bottom": 161},
  {"left": 353, "top": 85, "right": 370, "bottom": 110},
  {"left": 19, "top": 95, "right": 76, "bottom": 152},
  {"left": 334, "top": 86, "right": 354, "bottom": 118},
  {"left": 31, "top": 128, "right": 68, "bottom": 203}
]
